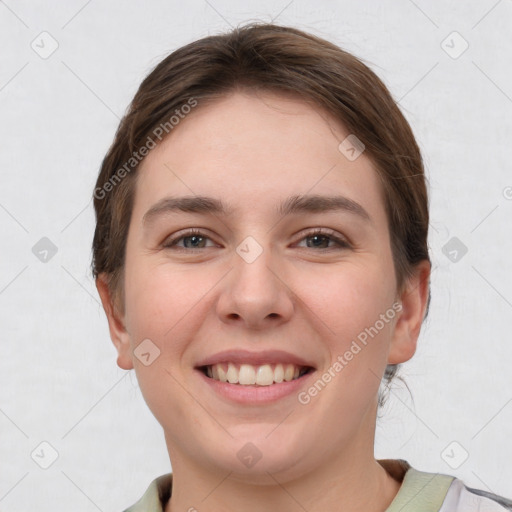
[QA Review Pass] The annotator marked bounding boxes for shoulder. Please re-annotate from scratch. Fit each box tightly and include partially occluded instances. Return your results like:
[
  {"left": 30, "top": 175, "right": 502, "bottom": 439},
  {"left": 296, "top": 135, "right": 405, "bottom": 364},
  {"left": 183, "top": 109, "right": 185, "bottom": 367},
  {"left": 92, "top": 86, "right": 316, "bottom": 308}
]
[
  {"left": 380, "top": 459, "right": 512, "bottom": 512},
  {"left": 442, "top": 478, "right": 512, "bottom": 512}
]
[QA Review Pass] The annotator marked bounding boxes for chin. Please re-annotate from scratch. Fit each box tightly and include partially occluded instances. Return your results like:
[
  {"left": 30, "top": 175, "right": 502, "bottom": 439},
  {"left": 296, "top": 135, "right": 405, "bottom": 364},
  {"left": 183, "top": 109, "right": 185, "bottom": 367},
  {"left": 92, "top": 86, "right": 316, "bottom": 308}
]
[{"left": 200, "top": 430, "right": 312, "bottom": 483}]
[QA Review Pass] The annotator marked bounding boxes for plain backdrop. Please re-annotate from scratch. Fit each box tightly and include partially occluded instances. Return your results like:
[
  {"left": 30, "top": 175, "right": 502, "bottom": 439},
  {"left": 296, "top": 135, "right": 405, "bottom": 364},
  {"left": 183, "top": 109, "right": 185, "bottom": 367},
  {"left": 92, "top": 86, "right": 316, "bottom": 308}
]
[{"left": 1, "top": 1, "right": 511, "bottom": 510}]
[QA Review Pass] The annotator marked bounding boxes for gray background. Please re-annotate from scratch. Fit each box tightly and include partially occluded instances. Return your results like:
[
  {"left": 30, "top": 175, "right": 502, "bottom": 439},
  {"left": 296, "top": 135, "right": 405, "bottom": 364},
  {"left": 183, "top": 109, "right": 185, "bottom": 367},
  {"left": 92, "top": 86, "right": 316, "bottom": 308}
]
[{"left": 1, "top": 0, "right": 511, "bottom": 510}]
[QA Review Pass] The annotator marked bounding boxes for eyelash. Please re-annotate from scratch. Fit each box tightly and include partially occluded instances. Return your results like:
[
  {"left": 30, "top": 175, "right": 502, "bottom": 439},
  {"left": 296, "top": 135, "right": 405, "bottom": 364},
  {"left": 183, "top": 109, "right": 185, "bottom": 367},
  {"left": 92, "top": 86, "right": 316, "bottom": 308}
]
[{"left": 162, "top": 228, "right": 351, "bottom": 251}]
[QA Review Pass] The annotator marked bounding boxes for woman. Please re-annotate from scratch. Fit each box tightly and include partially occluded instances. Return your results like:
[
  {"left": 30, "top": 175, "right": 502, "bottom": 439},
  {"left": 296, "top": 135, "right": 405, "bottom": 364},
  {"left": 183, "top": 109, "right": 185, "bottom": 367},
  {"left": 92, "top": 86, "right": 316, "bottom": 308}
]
[{"left": 92, "top": 23, "right": 511, "bottom": 512}]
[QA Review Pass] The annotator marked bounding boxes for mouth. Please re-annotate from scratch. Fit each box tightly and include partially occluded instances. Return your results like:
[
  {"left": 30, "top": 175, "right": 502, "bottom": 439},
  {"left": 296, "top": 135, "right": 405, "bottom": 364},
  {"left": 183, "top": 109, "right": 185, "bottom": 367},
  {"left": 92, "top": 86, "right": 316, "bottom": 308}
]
[
  {"left": 194, "top": 349, "right": 317, "bottom": 403},
  {"left": 198, "top": 363, "right": 315, "bottom": 386}
]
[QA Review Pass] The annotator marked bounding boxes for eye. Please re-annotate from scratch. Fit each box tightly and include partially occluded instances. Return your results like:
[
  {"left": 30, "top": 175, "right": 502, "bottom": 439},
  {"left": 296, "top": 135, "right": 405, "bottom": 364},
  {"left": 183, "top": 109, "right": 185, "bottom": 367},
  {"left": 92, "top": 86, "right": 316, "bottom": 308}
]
[
  {"left": 162, "top": 230, "right": 216, "bottom": 250},
  {"left": 161, "top": 228, "right": 351, "bottom": 251},
  {"left": 296, "top": 228, "right": 351, "bottom": 250}
]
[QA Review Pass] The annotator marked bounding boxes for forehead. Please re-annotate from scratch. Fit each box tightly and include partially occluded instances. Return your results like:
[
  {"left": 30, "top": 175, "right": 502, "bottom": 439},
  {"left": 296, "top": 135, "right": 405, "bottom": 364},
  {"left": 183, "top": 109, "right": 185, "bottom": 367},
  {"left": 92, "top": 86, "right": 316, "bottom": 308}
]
[{"left": 133, "top": 91, "right": 387, "bottom": 226}]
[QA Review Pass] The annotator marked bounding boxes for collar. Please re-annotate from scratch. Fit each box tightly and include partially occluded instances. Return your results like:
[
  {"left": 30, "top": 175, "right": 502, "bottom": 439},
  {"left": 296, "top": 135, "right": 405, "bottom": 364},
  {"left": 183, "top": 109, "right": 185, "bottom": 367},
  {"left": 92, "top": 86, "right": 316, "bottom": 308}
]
[{"left": 124, "top": 459, "right": 455, "bottom": 512}]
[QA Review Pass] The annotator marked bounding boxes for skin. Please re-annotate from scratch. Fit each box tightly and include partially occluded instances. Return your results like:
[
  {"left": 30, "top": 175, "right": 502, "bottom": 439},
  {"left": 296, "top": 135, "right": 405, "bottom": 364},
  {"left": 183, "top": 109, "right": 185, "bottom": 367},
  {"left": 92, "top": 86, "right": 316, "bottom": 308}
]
[{"left": 97, "top": 91, "right": 430, "bottom": 512}]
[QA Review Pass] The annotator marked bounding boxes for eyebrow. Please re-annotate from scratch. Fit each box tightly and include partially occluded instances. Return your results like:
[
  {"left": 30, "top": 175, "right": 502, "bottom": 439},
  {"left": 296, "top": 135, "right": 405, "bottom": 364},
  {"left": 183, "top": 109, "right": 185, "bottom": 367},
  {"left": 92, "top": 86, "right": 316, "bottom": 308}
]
[{"left": 142, "top": 194, "right": 372, "bottom": 226}]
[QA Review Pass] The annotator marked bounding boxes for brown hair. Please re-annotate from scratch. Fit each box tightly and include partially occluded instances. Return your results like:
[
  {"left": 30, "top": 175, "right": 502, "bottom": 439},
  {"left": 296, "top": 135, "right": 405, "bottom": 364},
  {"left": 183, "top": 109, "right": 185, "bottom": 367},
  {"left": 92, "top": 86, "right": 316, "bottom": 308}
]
[{"left": 92, "top": 22, "right": 431, "bottom": 397}]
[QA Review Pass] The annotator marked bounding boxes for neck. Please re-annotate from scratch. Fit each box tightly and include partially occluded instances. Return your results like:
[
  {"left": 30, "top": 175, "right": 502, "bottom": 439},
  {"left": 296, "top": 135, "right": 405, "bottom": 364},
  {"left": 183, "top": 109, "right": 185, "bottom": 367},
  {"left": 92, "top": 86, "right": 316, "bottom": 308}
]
[{"left": 164, "top": 437, "right": 401, "bottom": 512}]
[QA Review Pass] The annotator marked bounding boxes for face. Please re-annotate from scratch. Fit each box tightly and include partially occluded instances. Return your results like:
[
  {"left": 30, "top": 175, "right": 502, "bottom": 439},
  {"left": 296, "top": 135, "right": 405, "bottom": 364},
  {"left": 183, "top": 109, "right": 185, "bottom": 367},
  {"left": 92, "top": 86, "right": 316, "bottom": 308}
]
[{"left": 98, "top": 91, "right": 428, "bottom": 483}]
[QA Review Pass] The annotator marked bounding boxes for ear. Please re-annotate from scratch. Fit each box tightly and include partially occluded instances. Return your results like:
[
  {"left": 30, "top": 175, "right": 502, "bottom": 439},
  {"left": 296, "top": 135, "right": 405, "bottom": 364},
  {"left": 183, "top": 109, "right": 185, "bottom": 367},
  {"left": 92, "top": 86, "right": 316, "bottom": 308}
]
[
  {"left": 388, "top": 260, "right": 431, "bottom": 365},
  {"left": 96, "top": 273, "right": 134, "bottom": 370}
]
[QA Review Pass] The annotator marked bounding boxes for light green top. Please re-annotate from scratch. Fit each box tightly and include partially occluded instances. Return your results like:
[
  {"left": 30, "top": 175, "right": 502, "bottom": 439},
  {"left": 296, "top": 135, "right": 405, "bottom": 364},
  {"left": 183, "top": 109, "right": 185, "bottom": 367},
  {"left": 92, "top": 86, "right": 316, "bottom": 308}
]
[
  {"left": 124, "top": 460, "right": 455, "bottom": 512},
  {"left": 385, "top": 466, "right": 454, "bottom": 512}
]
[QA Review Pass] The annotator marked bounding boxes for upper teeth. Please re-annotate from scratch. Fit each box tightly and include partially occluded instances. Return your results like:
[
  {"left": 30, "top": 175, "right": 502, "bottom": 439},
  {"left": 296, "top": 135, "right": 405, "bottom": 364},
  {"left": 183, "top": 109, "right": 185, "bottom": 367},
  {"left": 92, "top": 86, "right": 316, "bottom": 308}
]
[{"left": 206, "top": 363, "right": 306, "bottom": 386}]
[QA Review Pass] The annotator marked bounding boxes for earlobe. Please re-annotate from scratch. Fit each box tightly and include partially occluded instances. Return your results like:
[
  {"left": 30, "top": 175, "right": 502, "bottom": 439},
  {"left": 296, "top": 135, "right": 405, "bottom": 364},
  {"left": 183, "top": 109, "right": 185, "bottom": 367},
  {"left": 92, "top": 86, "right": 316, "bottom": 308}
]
[
  {"left": 96, "top": 274, "right": 134, "bottom": 370},
  {"left": 388, "top": 260, "right": 431, "bottom": 365}
]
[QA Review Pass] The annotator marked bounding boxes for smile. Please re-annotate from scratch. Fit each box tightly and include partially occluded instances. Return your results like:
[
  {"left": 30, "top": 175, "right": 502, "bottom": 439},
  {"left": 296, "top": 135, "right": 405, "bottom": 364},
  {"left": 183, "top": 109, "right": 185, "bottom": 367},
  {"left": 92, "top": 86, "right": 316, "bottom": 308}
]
[{"left": 201, "top": 363, "right": 312, "bottom": 386}]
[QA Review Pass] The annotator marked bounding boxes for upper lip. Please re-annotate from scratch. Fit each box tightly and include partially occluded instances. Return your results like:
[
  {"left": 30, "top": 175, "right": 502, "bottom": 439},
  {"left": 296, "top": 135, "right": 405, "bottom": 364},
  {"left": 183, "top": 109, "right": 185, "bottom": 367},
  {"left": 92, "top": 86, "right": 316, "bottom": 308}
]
[{"left": 195, "top": 349, "right": 316, "bottom": 369}]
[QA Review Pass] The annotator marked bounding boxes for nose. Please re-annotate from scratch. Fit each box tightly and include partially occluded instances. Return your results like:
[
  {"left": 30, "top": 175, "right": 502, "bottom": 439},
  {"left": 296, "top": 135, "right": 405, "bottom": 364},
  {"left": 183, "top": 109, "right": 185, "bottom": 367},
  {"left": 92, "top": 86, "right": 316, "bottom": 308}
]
[{"left": 215, "top": 240, "right": 295, "bottom": 331}]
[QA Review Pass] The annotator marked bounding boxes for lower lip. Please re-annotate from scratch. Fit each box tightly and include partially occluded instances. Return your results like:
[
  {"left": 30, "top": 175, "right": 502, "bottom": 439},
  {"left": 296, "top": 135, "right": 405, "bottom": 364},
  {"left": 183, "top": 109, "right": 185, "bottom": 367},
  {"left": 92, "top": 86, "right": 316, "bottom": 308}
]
[{"left": 196, "top": 369, "right": 315, "bottom": 404}]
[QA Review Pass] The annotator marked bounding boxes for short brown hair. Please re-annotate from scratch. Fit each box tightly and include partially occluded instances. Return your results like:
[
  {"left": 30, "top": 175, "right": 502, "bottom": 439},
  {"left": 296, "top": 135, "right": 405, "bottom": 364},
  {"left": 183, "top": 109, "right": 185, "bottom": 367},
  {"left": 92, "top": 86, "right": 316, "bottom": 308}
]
[{"left": 92, "top": 22, "right": 431, "bottom": 393}]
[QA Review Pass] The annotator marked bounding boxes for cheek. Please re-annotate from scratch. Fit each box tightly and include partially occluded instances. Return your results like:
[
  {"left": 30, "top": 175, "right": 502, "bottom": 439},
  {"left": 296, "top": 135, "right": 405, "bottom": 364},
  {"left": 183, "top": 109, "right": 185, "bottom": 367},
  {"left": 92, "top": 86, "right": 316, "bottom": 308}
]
[
  {"left": 124, "top": 260, "right": 204, "bottom": 341},
  {"left": 122, "top": 262, "right": 209, "bottom": 426},
  {"left": 297, "top": 259, "right": 396, "bottom": 340},
  {"left": 296, "top": 257, "right": 397, "bottom": 403}
]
